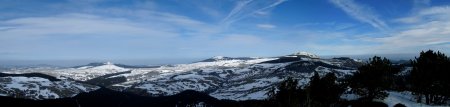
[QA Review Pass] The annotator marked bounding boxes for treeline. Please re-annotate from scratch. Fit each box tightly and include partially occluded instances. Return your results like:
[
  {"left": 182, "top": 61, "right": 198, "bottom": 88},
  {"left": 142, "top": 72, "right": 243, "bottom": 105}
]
[{"left": 266, "top": 50, "right": 450, "bottom": 107}]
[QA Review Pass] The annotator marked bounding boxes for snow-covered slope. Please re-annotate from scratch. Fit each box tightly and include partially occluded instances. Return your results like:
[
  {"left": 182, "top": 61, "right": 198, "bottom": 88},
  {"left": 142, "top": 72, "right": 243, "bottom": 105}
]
[
  {"left": 1, "top": 53, "right": 363, "bottom": 100},
  {"left": 0, "top": 76, "right": 99, "bottom": 100},
  {"left": 123, "top": 55, "right": 360, "bottom": 100},
  {"left": 48, "top": 62, "right": 129, "bottom": 81}
]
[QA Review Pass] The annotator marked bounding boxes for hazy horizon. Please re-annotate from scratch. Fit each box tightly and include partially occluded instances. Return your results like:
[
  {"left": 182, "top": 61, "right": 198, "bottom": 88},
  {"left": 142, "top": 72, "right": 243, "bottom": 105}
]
[{"left": 0, "top": 52, "right": 425, "bottom": 67}]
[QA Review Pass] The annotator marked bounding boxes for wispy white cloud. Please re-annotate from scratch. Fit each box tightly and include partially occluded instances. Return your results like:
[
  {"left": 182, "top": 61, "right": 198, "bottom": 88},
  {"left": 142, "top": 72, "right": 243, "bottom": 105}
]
[
  {"left": 330, "top": 0, "right": 389, "bottom": 31},
  {"left": 256, "top": 24, "right": 276, "bottom": 29},
  {"left": 394, "top": 17, "right": 421, "bottom": 24},
  {"left": 294, "top": 22, "right": 357, "bottom": 31},
  {"left": 420, "top": 6, "right": 450, "bottom": 15},
  {"left": 375, "top": 22, "right": 450, "bottom": 48},
  {"left": 374, "top": 6, "right": 450, "bottom": 53},
  {"left": 395, "top": 6, "right": 450, "bottom": 24},
  {"left": 2, "top": 0, "right": 449, "bottom": 60},
  {"left": 0, "top": 12, "right": 287, "bottom": 59},
  {"left": 294, "top": 4, "right": 450, "bottom": 55},
  {"left": 0, "top": 12, "right": 216, "bottom": 38},
  {"left": 220, "top": 0, "right": 286, "bottom": 26},
  {"left": 0, "top": 0, "right": 297, "bottom": 60},
  {"left": 321, "top": 5, "right": 450, "bottom": 55}
]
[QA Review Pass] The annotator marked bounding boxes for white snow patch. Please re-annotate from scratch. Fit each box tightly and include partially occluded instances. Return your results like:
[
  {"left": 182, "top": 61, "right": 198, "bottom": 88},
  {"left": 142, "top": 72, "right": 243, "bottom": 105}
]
[
  {"left": 290, "top": 51, "right": 319, "bottom": 58},
  {"left": 382, "top": 91, "right": 446, "bottom": 107}
]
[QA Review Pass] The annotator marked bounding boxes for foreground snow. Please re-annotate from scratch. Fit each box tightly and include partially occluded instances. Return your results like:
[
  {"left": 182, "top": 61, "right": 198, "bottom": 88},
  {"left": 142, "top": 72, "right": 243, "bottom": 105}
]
[
  {"left": 382, "top": 91, "right": 448, "bottom": 107},
  {"left": 342, "top": 91, "right": 448, "bottom": 107}
]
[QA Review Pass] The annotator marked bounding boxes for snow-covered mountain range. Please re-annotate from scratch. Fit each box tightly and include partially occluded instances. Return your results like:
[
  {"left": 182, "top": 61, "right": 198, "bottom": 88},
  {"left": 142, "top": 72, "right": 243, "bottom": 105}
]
[{"left": 0, "top": 52, "right": 364, "bottom": 100}]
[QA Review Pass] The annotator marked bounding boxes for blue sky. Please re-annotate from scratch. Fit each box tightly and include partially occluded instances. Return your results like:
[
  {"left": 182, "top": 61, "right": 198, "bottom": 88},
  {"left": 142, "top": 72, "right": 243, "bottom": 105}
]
[{"left": 1, "top": 0, "right": 450, "bottom": 62}]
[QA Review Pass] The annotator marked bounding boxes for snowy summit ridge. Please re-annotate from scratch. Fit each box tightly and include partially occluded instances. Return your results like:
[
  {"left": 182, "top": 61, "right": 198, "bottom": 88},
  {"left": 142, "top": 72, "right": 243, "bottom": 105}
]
[
  {"left": 289, "top": 51, "right": 319, "bottom": 59},
  {"left": 212, "top": 56, "right": 225, "bottom": 60},
  {"left": 104, "top": 61, "right": 113, "bottom": 65}
]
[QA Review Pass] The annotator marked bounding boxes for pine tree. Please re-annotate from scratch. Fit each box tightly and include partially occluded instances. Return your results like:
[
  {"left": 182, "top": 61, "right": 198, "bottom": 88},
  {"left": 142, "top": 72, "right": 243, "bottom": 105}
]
[
  {"left": 306, "top": 72, "right": 345, "bottom": 107},
  {"left": 410, "top": 50, "right": 450, "bottom": 104},
  {"left": 267, "top": 77, "right": 305, "bottom": 107},
  {"left": 349, "top": 56, "right": 399, "bottom": 101}
]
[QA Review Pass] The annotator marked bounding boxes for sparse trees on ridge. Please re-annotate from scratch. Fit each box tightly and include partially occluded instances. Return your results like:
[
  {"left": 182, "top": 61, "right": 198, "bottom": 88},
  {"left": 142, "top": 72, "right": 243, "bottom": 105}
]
[
  {"left": 348, "top": 56, "right": 399, "bottom": 101},
  {"left": 266, "top": 50, "right": 449, "bottom": 106},
  {"left": 268, "top": 72, "right": 345, "bottom": 107}
]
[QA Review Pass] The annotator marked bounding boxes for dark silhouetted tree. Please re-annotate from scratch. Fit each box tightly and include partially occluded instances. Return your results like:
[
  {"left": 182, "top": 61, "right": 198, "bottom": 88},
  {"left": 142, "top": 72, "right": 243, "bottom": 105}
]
[
  {"left": 410, "top": 50, "right": 450, "bottom": 104},
  {"left": 306, "top": 72, "right": 345, "bottom": 107},
  {"left": 267, "top": 77, "right": 306, "bottom": 107},
  {"left": 349, "top": 56, "right": 399, "bottom": 101}
]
